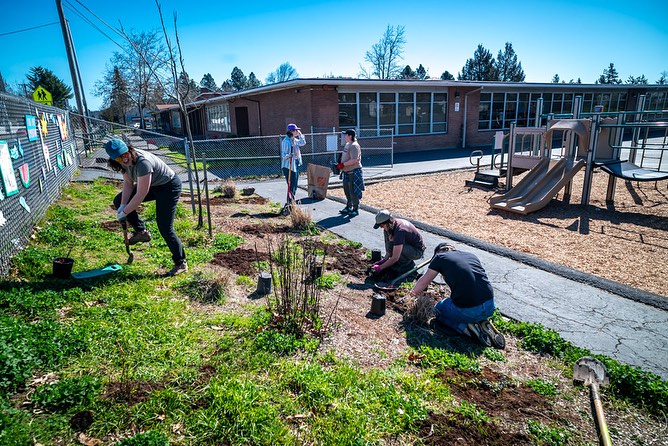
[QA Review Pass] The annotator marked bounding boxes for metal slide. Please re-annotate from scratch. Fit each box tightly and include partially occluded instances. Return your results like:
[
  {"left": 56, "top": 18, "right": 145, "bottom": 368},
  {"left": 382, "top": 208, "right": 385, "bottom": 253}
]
[{"left": 490, "top": 158, "right": 585, "bottom": 215}]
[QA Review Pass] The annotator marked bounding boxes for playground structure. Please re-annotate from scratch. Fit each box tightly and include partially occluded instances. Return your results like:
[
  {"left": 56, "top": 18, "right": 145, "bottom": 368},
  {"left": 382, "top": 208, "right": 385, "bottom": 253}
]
[{"left": 486, "top": 95, "right": 668, "bottom": 215}]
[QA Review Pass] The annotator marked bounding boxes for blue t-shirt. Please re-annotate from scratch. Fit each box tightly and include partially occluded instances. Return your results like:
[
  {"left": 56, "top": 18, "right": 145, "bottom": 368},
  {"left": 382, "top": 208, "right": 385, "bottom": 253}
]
[{"left": 429, "top": 250, "right": 493, "bottom": 308}]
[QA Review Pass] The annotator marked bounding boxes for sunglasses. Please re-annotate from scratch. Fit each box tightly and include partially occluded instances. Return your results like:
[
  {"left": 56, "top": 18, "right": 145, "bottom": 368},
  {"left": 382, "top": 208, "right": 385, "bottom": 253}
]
[{"left": 115, "top": 152, "right": 130, "bottom": 163}]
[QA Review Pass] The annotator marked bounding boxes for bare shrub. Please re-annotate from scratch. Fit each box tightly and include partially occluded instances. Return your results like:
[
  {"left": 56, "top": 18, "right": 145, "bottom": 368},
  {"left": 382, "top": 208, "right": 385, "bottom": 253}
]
[
  {"left": 218, "top": 181, "right": 236, "bottom": 199},
  {"left": 289, "top": 201, "right": 312, "bottom": 229},
  {"left": 403, "top": 294, "right": 434, "bottom": 325},
  {"left": 175, "top": 269, "right": 230, "bottom": 303},
  {"left": 266, "top": 237, "right": 334, "bottom": 337}
]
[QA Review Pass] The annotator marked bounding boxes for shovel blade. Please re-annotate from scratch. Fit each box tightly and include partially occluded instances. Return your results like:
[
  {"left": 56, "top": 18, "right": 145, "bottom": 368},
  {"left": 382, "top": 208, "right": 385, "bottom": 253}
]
[{"left": 573, "top": 356, "right": 609, "bottom": 387}]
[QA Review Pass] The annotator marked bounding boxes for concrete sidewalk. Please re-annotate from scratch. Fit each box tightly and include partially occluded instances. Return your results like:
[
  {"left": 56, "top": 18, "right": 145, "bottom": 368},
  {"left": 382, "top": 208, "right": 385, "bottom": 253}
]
[{"left": 242, "top": 163, "right": 668, "bottom": 380}]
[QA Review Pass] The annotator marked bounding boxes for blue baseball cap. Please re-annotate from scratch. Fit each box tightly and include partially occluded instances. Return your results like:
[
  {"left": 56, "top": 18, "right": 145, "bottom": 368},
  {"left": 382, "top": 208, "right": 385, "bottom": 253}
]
[
  {"left": 287, "top": 123, "right": 300, "bottom": 131},
  {"left": 105, "top": 138, "right": 129, "bottom": 159}
]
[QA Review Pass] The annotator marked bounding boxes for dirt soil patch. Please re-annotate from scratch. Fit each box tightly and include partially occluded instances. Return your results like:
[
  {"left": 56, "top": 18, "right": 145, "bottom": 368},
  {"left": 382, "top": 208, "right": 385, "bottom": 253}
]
[
  {"left": 332, "top": 169, "right": 668, "bottom": 298},
  {"left": 195, "top": 193, "right": 663, "bottom": 445}
]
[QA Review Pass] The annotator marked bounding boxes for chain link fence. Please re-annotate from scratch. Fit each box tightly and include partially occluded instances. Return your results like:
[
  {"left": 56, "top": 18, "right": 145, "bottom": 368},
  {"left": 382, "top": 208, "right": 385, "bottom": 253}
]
[
  {"left": 0, "top": 93, "right": 79, "bottom": 275},
  {"left": 193, "top": 128, "right": 394, "bottom": 179}
]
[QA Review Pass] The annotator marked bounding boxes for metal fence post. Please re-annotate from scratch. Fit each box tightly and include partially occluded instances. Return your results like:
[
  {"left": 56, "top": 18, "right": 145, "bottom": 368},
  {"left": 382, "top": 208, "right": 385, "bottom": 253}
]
[{"left": 184, "top": 137, "right": 195, "bottom": 214}]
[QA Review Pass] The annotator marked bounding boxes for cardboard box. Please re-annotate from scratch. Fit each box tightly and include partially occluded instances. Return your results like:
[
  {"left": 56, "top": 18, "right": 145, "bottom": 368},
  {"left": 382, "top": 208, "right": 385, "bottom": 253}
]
[{"left": 307, "top": 163, "right": 331, "bottom": 199}]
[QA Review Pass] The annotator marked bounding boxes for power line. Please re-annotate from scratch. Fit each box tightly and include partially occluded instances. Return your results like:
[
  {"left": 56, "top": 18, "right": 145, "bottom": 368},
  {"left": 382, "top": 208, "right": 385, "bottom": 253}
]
[
  {"left": 62, "top": 0, "right": 125, "bottom": 51},
  {"left": 0, "top": 22, "right": 59, "bottom": 37}
]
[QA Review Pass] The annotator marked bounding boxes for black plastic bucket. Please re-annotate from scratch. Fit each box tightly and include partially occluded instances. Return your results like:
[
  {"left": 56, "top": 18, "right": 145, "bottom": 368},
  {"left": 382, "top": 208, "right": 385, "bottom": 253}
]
[
  {"left": 371, "top": 250, "right": 382, "bottom": 262},
  {"left": 256, "top": 271, "right": 272, "bottom": 295},
  {"left": 53, "top": 257, "right": 74, "bottom": 278}
]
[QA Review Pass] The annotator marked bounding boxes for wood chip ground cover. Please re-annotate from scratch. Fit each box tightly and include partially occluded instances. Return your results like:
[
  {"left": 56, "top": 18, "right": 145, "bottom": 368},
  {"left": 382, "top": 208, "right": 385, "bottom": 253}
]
[{"left": 199, "top": 194, "right": 665, "bottom": 445}]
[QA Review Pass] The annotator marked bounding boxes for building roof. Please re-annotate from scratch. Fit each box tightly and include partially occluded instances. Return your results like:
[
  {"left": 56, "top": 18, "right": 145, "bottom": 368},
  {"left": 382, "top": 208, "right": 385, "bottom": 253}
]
[{"left": 152, "top": 78, "right": 667, "bottom": 114}]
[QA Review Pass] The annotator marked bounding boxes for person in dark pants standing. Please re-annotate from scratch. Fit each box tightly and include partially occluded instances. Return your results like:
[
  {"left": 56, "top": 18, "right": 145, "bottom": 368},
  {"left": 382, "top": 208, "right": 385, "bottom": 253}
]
[
  {"left": 106, "top": 138, "right": 187, "bottom": 276},
  {"left": 409, "top": 243, "right": 505, "bottom": 349},
  {"left": 280, "top": 123, "right": 305, "bottom": 208},
  {"left": 336, "top": 129, "right": 364, "bottom": 216}
]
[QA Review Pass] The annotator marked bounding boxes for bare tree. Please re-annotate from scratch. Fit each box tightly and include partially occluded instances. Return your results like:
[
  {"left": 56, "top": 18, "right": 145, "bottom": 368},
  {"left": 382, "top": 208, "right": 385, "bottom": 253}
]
[
  {"left": 266, "top": 62, "right": 298, "bottom": 84},
  {"left": 104, "top": 29, "right": 169, "bottom": 129},
  {"left": 155, "top": 0, "right": 204, "bottom": 227},
  {"left": 361, "top": 25, "right": 406, "bottom": 79}
]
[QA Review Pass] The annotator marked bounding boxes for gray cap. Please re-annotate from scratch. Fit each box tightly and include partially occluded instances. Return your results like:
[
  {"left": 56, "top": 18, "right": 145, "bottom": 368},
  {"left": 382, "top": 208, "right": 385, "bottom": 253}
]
[{"left": 373, "top": 209, "right": 391, "bottom": 229}]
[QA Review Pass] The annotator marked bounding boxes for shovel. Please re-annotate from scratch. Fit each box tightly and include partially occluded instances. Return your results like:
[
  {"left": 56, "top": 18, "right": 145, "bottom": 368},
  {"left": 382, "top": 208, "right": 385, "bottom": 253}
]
[
  {"left": 573, "top": 356, "right": 612, "bottom": 446},
  {"left": 121, "top": 221, "right": 134, "bottom": 265},
  {"left": 373, "top": 255, "right": 433, "bottom": 292}
]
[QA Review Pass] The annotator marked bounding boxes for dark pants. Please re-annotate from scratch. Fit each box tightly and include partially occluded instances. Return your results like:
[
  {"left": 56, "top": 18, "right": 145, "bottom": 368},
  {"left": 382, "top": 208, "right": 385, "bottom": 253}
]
[
  {"left": 113, "top": 176, "right": 186, "bottom": 266},
  {"left": 342, "top": 171, "right": 359, "bottom": 210},
  {"left": 384, "top": 233, "right": 424, "bottom": 278},
  {"left": 282, "top": 167, "right": 298, "bottom": 203}
]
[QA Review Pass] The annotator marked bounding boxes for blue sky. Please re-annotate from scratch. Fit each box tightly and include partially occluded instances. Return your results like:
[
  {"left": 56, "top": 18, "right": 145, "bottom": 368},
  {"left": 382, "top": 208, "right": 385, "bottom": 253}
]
[{"left": 2, "top": 0, "right": 667, "bottom": 111}]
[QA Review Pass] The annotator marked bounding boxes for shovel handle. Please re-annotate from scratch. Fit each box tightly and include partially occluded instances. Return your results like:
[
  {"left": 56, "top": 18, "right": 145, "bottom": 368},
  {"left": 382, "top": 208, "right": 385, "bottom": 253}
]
[
  {"left": 388, "top": 255, "right": 434, "bottom": 287},
  {"left": 591, "top": 383, "right": 612, "bottom": 446}
]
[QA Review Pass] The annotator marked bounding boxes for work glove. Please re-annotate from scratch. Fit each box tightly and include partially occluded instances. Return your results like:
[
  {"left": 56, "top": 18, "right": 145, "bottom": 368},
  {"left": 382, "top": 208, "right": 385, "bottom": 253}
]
[
  {"left": 117, "top": 209, "right": 128, "bottom": 222},
  {"left": 371, "top": 264, "right": 382, "bottom": 274},
  {"left": 336, "top": 162, "right": 345, "bottom": 170},
  {"left": 117, "top": 203, "right": 126, "bottom": 214},
  {"left": 372, "top": 258, "right": 387, "bottom": 267}
]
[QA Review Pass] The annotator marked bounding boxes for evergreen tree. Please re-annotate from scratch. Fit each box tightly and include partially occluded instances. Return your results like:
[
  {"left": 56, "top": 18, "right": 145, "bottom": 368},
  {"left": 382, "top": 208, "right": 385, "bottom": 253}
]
[
  {"left": 26, "top": 66, "right": 73, "bottom": 108},
  {"left": 458, "top": 44, "right": 495, "bottom": 81},
  {"left": 552, "top": 74, "right": 560, "bottom": 83},
  {"left": 178, "top": 72, "right": 199, "bottom": 101},
  {"left": 494, "top": 42, "right": 525, "bottom": 81},
  {"left": 658, "top": 71, "right": 668, "bottom": 85},
  {"left": 200, "top": 73, "right": 217, "bottom": 91},
  {"left": 597, "top": 63, "right": 622, "bottom": 84},
  {"left": 626, "top": 75, "right": 648, "bottom": 85},
  {"left": 415, "top": 64, "right": 428, "bottom": 80},
  {"left": 399, "top": 65, "right": 416, "bottom": 79},
  {"left": 248, "top": 72, "right": 262, "bottom": 88},
  {"left": 230, "top": 67, "right": 249, "bottom": 91},
  {"left": 0, "top": 71, "right": 6, "bottom": 93},
  {"left": 440, "top": 71, "right": 455, "bottom": 80},
  {"left": 107, "top": 66, "right": 131, "bottom": 124}
]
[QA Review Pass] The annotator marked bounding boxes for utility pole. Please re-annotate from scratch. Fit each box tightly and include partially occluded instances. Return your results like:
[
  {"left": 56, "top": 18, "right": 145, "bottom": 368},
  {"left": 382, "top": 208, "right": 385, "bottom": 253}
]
[{"left": 55, "top": 0, "right": 90, "bottom": 150}]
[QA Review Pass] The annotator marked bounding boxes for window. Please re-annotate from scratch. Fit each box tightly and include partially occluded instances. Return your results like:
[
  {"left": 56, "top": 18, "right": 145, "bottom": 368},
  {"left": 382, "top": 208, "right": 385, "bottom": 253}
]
[
  {"left": 171, "top": 111, "right": 181, "bottom": 129},
  {"left": 206, "top": 104, "right": 230, "bottom": 132},
  {"left": 339, "top": 91, "right": 448, "bottom": 135},
  {"left": 338, "top": 93, "right": 357, "bottom": 127}
]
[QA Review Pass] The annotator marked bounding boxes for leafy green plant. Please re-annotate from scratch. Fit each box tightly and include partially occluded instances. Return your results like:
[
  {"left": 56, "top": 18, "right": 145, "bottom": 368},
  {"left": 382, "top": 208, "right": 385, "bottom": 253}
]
[
  {"left": 212, "top": 233, "right": 244, "bottom": 252},
  {"left": 482, "top": 348, "right": 505, "bottom": 362},
  {"left": 235, "top": 275, "right": 255, "bottom": 287},
  {"left": 526, "top": 378, "right": 557, "bottom": 397},
  {"left": 114, "top": 430, "right": 169, "bottom": 446},
  {"left": 456, "top": 400, "right": 490, "bottom": 424},
  {"left": 315, "top": 273, "right": 340, "bottom": 289},
  {"left": 31, "top": 376, "right": 101, "bottom": 412},
  {"left": 413, "top": 345, "right": 481, "bottom": 373},
  {"left": 526, "top": 420, "right": 571, "bottom": 445}
]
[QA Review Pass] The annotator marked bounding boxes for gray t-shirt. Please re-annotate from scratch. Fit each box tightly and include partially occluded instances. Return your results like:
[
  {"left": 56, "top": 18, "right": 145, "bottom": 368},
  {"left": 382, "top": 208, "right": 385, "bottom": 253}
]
[{"left": 125, "top": 149, "right": 175, "bottom": 186}]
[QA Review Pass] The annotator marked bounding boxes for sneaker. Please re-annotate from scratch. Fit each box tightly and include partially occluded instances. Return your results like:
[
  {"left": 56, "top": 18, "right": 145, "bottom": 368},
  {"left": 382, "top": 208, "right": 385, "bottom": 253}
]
[
  {"left": 348, "top": 209, "right": 359, "bottom": 216},
  {"left": 128, "top": 230, "right": 151, "bottom": 245},
  {"left": 481, "top": 319, "right": 506, "bottom": 349},
  {"left": 167, "top": 262, "right": 188, "bottom": 277},
  {"left": 339, "top": 207, "right": 351, "bottom": 214},
  {"left": 466, "top": 322, "right": 493, "bottom": 347}
]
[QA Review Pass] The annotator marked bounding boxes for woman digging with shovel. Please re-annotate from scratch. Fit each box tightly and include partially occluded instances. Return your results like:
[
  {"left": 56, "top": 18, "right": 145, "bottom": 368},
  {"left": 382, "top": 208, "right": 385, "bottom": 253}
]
[
  {"left": 106, "top": 138, "right": 187, "bottom": 277},
  {"left": 408, "top": 243, "right": 505, "bottom": 349}
]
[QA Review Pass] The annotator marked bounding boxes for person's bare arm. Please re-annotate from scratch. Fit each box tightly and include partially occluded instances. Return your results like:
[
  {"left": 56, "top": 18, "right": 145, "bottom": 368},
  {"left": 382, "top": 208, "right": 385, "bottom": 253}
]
[
  {"left": 409, "top": 268, "right": 439, "bottom": 296},
  {"left": 124, "top": 174, "right": 152, "bottom": 214}
]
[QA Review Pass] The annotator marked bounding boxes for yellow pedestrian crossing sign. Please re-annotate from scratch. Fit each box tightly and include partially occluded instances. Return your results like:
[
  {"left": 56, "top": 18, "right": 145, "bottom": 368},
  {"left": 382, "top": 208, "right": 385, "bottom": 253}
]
[{"left": 33, "top": 86, "right": 52, "bottom": 106}]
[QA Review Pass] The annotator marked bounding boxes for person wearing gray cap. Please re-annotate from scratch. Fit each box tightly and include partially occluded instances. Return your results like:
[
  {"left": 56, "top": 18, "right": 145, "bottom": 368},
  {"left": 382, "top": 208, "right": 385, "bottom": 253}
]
[
  {"left": 371, "top": 209, "right": 425, "bottom": 282},
  {"left": 336, "top": 129, "right": 364, "bottom": 216},
  {"left": 106, "top": 138, "right": 187, "bottom": 276},
  {"left": 409, "top": 243, "right": 505, "bottom": 349}
]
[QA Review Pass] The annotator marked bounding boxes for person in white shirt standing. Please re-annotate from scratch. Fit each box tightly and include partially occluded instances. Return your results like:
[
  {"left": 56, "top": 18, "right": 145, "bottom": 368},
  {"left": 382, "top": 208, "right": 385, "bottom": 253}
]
[{"left": 280, "top": 123, "right": 306, "bottom": 209}]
